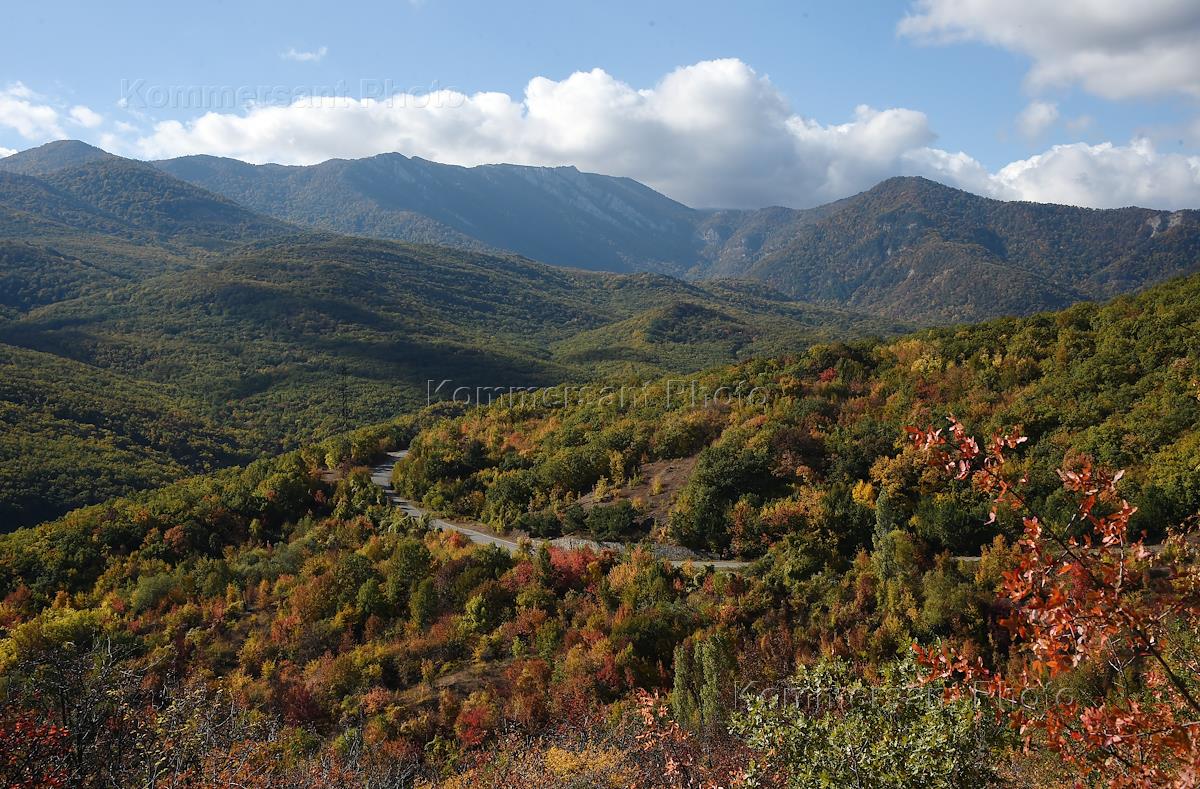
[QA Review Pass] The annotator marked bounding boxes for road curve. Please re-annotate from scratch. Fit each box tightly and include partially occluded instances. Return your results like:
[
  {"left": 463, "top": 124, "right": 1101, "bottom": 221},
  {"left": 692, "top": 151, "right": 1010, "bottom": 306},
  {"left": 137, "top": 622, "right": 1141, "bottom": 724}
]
[{"left": 368, "top": 451, "right": 749, "bottom": 572}]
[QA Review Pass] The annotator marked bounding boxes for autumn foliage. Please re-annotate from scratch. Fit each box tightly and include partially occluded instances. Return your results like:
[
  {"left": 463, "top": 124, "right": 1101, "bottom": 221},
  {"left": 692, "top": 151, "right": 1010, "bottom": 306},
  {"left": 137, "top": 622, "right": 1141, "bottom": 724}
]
[
  {"left": 0, "top": 711, "right": 70, "bottom": 789},
  {"left": 910, "top": 416, "right": 1200, "bottom": 787}
]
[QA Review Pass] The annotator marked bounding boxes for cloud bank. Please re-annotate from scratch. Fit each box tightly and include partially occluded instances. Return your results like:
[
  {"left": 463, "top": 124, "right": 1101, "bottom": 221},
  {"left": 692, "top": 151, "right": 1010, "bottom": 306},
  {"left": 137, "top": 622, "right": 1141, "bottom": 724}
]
[
  {"left": 3, "top": 61, "right": 1199, "bottom": 210},
  {"left": 68, "top": 105, "right": 104, "bottom": 128},
  {"left": 0, "top": 83, "right": 66, "bottom": 140},
  {"left": 899, "top": 0, "right": 1200, "bottom": 100},
  {"left": 126, "top": 59, "right": 1200, "bottom": 210}
]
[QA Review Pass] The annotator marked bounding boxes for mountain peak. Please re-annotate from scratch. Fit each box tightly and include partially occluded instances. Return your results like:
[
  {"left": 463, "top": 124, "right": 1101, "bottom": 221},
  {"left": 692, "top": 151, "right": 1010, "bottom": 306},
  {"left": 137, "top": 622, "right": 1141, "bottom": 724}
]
[
  {"left": 0, "top": 139, "right": 116, "bottom": 176},
  {"left": 867, "top": 175, "right": 967, "bottom": 197}
]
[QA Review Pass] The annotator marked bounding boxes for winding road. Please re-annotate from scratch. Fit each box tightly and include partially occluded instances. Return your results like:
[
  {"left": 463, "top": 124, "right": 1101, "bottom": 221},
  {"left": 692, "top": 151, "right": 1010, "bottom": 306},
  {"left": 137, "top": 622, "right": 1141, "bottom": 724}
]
[{"left": 368, "top": 451, "right": 749, "bottom": 571}]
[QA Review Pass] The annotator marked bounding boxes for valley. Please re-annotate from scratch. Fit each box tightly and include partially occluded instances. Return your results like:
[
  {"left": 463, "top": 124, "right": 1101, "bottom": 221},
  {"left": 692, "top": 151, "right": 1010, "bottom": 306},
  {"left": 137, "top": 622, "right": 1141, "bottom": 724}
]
[
  {"left": 2, "top": 142, "right": 1198, "bottom": 528},
  {"left": 0, "top": 144, "right": 907, "bottom": 527},
  {"left": 0, "top": 132, "right": 1198, "bottom": 787}
]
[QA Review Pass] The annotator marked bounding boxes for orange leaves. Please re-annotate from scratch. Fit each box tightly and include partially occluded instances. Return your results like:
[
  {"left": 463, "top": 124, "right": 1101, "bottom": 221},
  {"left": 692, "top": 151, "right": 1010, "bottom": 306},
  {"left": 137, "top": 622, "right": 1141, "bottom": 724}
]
[
  {"left": 907, "top": 415, "right": 1200, "bottom": 787},
  {"left": 0, "top": 712, "right": 70, "bottom": 789},
  {"left": 454, "top": 690, "right": 500, "bottom": 748}
]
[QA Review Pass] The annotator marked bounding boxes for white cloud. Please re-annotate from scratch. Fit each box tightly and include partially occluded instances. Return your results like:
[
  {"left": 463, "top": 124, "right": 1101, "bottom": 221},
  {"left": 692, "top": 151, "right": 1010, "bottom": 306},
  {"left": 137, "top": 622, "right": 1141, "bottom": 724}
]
[
  {"left": 990, "top": 139, "right": 1200, "bottom": 208},
  {"left": 0, "top": 82, "right": 64, "bottom": 140},
  {"left": 899, "top": 0, "right": 1200, "bottom": 100},
  {"left": 126, "top": 58, "right": 1200, "bottom": 209},
  {"left": 1016, "top": 100, "right": 1059, "bottom": 139},
  {"left": 908, "top": 138, "right": 1200, "bottom": 208},
  {"left": 901, "top": 147, "right": 996, "bottom": 196},
  {"left": 281, "top": 46, "right": 328, "bottom": 63},
  {"left": 69, "top": 105, "right": 103, "bottom": 128},
  {"left": 0, "top": 146, "right": 16, "bottom": 158},
  {"left": 2, "top": 58, "right": 1195, "bottom": 211},
  {"left": 131, "top": 59, "right": 942, "bottom": 208}
]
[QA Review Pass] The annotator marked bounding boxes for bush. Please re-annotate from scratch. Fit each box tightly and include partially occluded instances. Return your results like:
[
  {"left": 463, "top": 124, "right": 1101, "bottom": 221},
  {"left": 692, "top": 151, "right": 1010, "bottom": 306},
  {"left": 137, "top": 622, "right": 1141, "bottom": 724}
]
[
  {"left": 585, "top": 501, "right": 641, "bottom": 541},
  {"left": 732, "top": 658, "right": 1005, "bottom": 788}
]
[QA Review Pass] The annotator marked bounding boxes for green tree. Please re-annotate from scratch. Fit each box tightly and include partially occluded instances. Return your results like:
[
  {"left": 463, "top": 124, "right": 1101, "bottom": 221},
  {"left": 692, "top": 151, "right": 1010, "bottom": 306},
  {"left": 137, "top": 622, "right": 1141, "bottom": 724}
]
[
  {"left": 732, "top": 658, "right": 1003, "bottom": 789},
  {"left": 669, "top": 632, "right": 735, "bottom": 736},
  {"left": 409, "top": 578, "right": 437, "bottom": 629}
]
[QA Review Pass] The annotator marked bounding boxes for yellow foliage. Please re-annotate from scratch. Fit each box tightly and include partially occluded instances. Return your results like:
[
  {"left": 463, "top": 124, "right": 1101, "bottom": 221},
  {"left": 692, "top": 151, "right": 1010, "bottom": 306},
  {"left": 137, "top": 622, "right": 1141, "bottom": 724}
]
[
  {"left": 592, "top": 476, "right": 610, "bottom": 501},
  {"left": 543, "top": 745, "right": 627, "bottom": 782},
  {"left": 852, "top": 479, "right": 877, "bottom": 508},
  {"left": 760, "top": 487, "right": 825, "bottom": 530},
  {"left": 605, "top": 562, "right": 637, "bottom": 594}
]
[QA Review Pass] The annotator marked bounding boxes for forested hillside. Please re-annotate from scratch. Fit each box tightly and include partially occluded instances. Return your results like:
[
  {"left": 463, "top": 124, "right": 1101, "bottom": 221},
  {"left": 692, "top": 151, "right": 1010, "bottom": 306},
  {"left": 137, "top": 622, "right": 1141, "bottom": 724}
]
[
  {"left": 1, "top": 236, "right": 894, "bottom": 446},
  {"left": 6, "top": 2, "right": 1200, "bottom": 784},
  {"left": 720, "top": 176, "right": 1200, "bottom": 322},
  {"left": 0, "top": 342, "right": 255, "bottom": 527},
  {"left": 0, "top": 139, "right": 114, "bottom": 176},
  {"left": 1, "top": 272, "right": 1196, "bottom": 785},
  {"left": 2, "top": 143, "right": 1197, "bottom": 538},
  {"left": 0, "top": 152, "right": 293, "bottom": 252},
  {"left": 11, "top": 141, "right": 1200, "bottom": 327},
  {"left": 0, "top": 155, "right": 896, "bottom": 527},
  {"left": 0, "top": 146, "right": 293, "bottom": 285},
  {"left": 394, "top": 269, "right": 1200, "bottom": 558}
]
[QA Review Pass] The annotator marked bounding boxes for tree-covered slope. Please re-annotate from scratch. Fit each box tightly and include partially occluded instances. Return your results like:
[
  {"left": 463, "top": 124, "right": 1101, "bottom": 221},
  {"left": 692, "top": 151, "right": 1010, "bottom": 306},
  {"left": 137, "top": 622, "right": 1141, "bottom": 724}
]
[
  {"left": 719, "top": 177, "right": 1200, "bottom": 322},
  {"left": 0, "top": 154, "right": 297, "bottom": 283},
  {"left": 1, "top": 236, "right": 890, "bottom": 443},
  {"left": 37, "top": 158, "right": 295, "bottom": 248},
  {"left": 0, "top": 139, "right": 114, "bottom": 176},
  {"left": 0, "top": 147, "right": 895, "bottom": 528},
  {"left": 2, "top": 139, "right": 1195, "bottom": 532},
  {"left": 393, "top": 269, "right": 1200, "bottom": 558},
  {"left": 152, "top": 145, "right": 1200, "bottom": 323},
  {"left": 0, "top": 141, "right": 1185, "bottom": 325},
  {"left": 0, "top": 229, "right": 890, "bottom": 528},
  {"left": 0, "top": 241, "right": 125, "bottom": 318},
  {"left": 0, "top": 341, "right": 254, "bottom": 529},
  {"left": 1, "top": 272, "right": 1197, "bottom": 785}
]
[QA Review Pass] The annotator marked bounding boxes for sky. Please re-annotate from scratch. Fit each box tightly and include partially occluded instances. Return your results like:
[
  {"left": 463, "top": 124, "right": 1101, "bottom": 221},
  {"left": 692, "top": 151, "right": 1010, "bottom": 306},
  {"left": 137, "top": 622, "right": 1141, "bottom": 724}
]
[{"left": 2, "top": 0, "right": 1199, "bottom": 209}]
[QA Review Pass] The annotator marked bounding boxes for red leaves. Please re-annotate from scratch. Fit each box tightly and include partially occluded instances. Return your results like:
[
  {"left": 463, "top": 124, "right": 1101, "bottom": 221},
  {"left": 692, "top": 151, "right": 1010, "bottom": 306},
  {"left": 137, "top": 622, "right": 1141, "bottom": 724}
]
[
  {"left": 548, "top": 546, "right": 599, "bottom": 590},
  {"left": 631, "top": 690, "right": 738, "bottom": 788},
  {"left": 907, "top": 416, "right": 1200, "bottom": 787},
  {"left": 0, "top": 712, "right": 70, "bottom": 789},
  {"left": 454, "top": 691, "right": 499, "bottom": 748}
]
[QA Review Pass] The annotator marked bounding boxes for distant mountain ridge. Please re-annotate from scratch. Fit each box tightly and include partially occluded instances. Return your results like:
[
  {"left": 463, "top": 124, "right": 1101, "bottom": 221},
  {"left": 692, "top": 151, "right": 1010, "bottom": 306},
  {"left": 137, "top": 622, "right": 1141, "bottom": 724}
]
[
  {"left": 719, "top": 176, "right": 1200, "bottom": 322},
  {"left": 153, "top": 151, "right": 701, "bottom": 274},
  {"left": 5, "top": 140, "right": 1200, "bottom": 324},
  {"left": 149, "top": 147, "right": 1200, "bottom": 322},
  {"left": 0, "top": 139, "right": 116, "bottom": 176},
  {"left": 0, "top": 143, "right": 296, "bottom": 281}
]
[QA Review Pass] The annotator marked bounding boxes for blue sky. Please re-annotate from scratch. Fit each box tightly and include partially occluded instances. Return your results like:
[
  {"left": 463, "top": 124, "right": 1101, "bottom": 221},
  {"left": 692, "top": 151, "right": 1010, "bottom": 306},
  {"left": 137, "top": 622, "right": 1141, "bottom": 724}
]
[{"left": 2, "top": 0, "right": 1199, "bottom": 209}]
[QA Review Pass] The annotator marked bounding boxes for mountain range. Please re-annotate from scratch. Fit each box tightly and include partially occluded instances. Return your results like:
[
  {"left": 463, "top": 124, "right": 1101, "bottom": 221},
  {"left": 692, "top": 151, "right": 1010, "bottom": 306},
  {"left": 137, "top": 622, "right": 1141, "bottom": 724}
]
[
  {"left": 6, "top": 140, "right": 1200, "bottom": 324},
  {"left": 0, "top": 138, "right": 1198, "bottom": 525},
  {"left": 147, "top": 144, "right": 1200, "bottom": 323}
]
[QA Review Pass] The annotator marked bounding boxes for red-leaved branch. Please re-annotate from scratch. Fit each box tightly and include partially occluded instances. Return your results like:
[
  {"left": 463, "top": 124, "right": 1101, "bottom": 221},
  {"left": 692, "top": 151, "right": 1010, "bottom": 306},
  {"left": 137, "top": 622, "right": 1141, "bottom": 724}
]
[{"left": 907, "top": 416, "right": 1200, "bottom": 788}]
